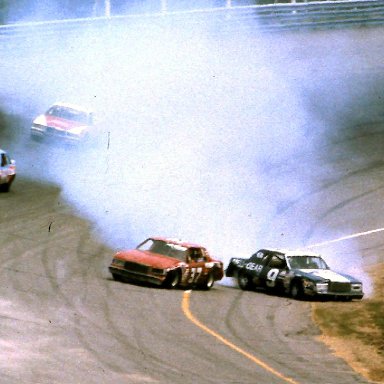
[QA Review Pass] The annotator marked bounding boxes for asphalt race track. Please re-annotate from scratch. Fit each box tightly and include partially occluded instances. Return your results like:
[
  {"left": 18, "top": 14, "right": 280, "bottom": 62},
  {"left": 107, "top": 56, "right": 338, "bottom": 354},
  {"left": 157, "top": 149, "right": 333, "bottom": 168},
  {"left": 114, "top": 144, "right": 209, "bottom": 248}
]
[
  {"left": 1, "top": 24, "right": 384, "bottom": 384},
  {"left": 0, "top": 177, "right": 376, "bottom": 384}
]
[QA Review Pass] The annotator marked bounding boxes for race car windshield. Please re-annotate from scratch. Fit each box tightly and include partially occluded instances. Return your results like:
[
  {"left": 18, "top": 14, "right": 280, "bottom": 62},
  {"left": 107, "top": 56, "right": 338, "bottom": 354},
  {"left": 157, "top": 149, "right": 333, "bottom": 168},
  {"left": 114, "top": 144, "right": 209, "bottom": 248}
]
[
  {"left": 138, "top": 239, "right": 188, "bottom": 261},
  {"left": 1, "top": 153, "right": 9, "bottom": 167},
  {"left": 47, "top": 106, "right": 90, "bottom": 124},
  {"left": 287, "top": 256, "right": 328, "bottom": 269}
]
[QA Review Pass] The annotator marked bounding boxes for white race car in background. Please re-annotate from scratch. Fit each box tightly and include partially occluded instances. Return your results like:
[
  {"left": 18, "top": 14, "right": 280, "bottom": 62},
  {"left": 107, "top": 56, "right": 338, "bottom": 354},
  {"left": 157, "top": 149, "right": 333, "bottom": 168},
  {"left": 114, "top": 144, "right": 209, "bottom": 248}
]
[
  {"left": 0, "top": 149, "right": 16, "bottom": 192},
  {"left": 31, "top": 102, "right": 94, "bottom": 144}
]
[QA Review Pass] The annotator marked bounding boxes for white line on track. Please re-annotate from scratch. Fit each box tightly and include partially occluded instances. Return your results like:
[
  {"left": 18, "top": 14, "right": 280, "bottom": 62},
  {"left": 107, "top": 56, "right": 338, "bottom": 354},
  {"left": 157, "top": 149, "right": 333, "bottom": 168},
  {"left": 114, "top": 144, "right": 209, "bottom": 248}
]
[{"left": 306, "top": 227, "right": 384, "bottom": 249}]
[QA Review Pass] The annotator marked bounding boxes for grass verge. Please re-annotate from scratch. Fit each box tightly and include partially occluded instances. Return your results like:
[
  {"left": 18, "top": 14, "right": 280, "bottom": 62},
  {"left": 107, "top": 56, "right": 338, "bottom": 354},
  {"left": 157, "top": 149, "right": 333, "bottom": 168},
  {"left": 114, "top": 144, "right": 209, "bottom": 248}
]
[{"left": 312, "top": 263, "right": 384, "bottom": 383}]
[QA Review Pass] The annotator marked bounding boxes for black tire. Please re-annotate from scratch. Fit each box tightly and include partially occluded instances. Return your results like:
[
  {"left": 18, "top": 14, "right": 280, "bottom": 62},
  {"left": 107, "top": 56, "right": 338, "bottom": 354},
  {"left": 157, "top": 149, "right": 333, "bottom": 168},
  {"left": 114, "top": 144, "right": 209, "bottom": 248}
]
[
  {"left": 0, "top": 183, "right": 10, "bottom": 192},
  {"left": 290, "top": 280, "right": 304, "bottom": 300},
  {"left": 225, "top": 264, "right": 235, "bottom": 277},
  {"left": 163, "top": 269, "right": 180, "bottom": 289},
  {"left": 237, "top": 270, "right": 253, "bottom": 290},
  {"left": 200, "top": 273, "right": 215, "bottom": 290},
  {"left": 112, "top": 273, "right": 123, "bottom": 282}
]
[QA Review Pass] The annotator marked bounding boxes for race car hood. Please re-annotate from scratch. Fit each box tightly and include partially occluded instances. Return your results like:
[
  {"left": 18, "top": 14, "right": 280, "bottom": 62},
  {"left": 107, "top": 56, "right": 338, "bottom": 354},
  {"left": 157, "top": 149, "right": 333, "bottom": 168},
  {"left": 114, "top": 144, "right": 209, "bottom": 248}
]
[
  {"left": 115, "top": 249, "right": 183, "bottom": 269},
  {"left": 34, "top": 114, "right": 88, "bottom": 132},
  {"left": 294, "top": 268, "right": 360, "bottom": 283}
]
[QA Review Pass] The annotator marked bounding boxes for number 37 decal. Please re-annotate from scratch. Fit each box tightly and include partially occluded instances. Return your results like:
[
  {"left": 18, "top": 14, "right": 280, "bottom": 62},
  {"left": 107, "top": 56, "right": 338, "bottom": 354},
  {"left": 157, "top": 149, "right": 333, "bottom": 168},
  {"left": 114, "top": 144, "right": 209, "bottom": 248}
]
[{"left": 187, "top": 267, "right": 203, "bottom": 283}]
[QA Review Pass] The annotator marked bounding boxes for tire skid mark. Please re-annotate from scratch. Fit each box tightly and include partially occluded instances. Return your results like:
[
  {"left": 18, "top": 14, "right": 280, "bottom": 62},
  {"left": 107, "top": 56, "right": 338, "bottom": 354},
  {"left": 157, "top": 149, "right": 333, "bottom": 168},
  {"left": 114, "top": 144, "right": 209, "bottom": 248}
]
[
  {"left": 182, "top": 290, "right": 299, "bottom": 384},
  {"left": 38, "top": 238, "right": 135, "bottom": 375},
  {"left": 224, "top": 290, "right": 272, "bottom": 354},
  {"left": 276, "top": 162, "right": 384, "bottom": 216},
  {"left": 129, "top": 288, "right": 223, "bottom": 384},
  {"left": 223, "top": 289, "right": 322, "bottom": 381},
  {"left": 5, "top": 213, "right": 131, "bottom": 378},
  {"left": 330, "top": 126, "right": 384, "bottom": 146},
  {"left": 303, "top": 186, "right": 384, "bottom": 243},
  {"left": 102, "top": 283, "right": 189, "bottom": 382}
]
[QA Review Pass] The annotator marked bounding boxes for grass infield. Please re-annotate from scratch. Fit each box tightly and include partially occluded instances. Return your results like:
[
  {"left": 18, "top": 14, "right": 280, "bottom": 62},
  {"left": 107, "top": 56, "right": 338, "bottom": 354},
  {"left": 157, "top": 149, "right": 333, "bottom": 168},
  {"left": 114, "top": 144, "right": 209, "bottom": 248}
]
[{"left": 312, "top": 263, "right": 384, "bottom": 383}]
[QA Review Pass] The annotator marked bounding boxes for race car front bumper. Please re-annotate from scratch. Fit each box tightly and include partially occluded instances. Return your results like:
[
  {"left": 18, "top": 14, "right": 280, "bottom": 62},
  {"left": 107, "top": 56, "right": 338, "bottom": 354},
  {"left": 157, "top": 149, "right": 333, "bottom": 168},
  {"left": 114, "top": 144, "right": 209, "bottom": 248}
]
[
  {"left": 31, "top": 124, "right": 83, "bottom": 143},
  {"left": 303, "top": 280, "right": 364, "bottom": 299},
  {"left": 109, "top": 265, "right": 166, "bottom": 286}
]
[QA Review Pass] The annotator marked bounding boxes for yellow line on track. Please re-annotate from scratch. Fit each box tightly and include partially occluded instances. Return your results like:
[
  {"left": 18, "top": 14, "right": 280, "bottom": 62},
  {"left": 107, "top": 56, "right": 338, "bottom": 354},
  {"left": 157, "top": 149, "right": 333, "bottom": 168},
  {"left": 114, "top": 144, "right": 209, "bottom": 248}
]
[
  {"left": 181, "top": 290, "right": 299, "bottom": 384},
  {"left": 180, "top": 228, "right": 384, "bottom": 383}
]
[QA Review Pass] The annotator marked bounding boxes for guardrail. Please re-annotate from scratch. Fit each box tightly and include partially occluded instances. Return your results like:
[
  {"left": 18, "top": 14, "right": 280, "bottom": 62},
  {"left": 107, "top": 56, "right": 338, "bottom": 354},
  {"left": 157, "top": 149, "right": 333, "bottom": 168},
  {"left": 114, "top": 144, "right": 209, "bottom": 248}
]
[
  {"left": 250, "top": 0, "right": 384, "bottom": 30},
  {"left": 0, "top": 0, "right": 383, "bottom": 37}
]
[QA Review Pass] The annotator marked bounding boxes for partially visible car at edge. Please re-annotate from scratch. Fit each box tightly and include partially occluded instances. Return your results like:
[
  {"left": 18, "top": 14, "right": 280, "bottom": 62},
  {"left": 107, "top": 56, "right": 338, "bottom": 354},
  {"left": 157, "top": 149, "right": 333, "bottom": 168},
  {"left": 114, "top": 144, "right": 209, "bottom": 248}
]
[
  {"left": 0, "top": 149, "right": 16, "bottom": 192},
  {"left": 31, "top": 102, "right": 94, "bottom": 144},
  {"left": 226, "top": 248, "right": 364, "bottom": 300},
  {"left": 109, "top": 237, "right": 224, "bottom": 290}
]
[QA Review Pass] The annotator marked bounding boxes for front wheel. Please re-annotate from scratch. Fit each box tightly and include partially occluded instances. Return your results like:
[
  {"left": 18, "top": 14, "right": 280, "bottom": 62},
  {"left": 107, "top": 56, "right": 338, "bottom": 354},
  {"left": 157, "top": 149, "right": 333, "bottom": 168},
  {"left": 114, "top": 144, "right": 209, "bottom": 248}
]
[
  {"left": 163, "top": 269, "right": 180, "bottom": 289},
  {"left": 200, "top": 273, "right": 215, "bottom": 290},
  {"left": 112, "top": 273, "right": 123, "bottom": 282},
  {"left": 237, "top": 271, "right": 253, "bottom": 290},
  {"left": 0, "top": 183, "right": 10, "bottom": 192},
  {"left": 290, "top": 280, "right": 304, "bottom": 300}
]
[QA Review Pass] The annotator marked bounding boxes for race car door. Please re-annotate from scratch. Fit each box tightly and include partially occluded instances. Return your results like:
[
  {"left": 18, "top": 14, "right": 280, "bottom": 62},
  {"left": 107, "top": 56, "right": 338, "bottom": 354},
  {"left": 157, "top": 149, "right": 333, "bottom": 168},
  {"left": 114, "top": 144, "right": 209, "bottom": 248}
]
[
  {"left": 185, "top": 248, "right": 207, "bottom": 285},
  {"left": 243, "top": 250, "right": 270, "bottom": 283},
  {"left": 259, "top": 253, "right": 287, "bottom": 289}
]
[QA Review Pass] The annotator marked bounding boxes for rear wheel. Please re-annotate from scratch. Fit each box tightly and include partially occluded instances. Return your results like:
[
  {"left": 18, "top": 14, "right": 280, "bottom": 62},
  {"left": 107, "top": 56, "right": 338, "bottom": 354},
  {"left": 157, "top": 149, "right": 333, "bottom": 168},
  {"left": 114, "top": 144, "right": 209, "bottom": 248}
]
[
  {"left": 237, "top": 270, "right": 253, "bottom": 290},
  {"left": 163, "top": 269, "right": 180, "bottom": 289}
]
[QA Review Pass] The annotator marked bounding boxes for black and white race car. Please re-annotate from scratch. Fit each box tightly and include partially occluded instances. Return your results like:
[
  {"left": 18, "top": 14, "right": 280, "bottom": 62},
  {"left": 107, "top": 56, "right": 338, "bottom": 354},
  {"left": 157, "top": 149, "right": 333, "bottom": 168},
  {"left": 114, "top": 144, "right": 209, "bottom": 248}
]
[{"left": 226, "top": 248, "right": 364, "bottom": 300}]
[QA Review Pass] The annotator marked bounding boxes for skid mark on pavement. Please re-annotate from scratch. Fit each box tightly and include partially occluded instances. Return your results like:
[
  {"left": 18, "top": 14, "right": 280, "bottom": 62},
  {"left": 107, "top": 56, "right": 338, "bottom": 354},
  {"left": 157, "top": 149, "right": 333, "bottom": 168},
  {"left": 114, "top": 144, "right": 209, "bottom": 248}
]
[{"left": 181, "top": 290, "right": 299, "bottom": 384}]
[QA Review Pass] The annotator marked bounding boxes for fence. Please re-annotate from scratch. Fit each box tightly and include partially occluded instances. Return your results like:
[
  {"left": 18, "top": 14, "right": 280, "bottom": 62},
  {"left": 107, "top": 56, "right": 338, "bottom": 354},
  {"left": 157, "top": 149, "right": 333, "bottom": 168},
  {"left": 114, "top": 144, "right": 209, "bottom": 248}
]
[{"left": 0, "top": 0, "right": 384, "bottom": 37}]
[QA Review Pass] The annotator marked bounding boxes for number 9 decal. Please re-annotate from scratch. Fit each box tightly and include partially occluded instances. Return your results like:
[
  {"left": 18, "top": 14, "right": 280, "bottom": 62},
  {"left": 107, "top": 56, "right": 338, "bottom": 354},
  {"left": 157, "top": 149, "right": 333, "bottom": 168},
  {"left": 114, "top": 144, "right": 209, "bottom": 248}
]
[{"left": 266, "top": 268, "right": 279, "bottom": 287}]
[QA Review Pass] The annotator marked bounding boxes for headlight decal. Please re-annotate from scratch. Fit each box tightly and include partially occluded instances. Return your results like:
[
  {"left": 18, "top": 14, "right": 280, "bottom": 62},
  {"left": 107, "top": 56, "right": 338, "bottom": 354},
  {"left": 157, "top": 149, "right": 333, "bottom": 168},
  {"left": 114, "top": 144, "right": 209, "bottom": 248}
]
[
  {"left": 111, "top": 258, "right": 125, "bottom": 267},
  {"left": 316, "top": 282, "right": 329, "bottom": 293},
  {"left": 351, "top": 283, "right": 363, "bottom": 292}
]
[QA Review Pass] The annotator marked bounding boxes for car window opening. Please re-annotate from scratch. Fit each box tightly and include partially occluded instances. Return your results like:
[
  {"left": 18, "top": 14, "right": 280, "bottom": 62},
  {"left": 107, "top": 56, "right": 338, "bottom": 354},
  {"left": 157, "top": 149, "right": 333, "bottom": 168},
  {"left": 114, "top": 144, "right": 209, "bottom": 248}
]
[
  {"left": 138, "top": 239, "right": 188, "bottom": 261},
  {"left": 287, "top": 256, "right": 328, "bottom": 269}
]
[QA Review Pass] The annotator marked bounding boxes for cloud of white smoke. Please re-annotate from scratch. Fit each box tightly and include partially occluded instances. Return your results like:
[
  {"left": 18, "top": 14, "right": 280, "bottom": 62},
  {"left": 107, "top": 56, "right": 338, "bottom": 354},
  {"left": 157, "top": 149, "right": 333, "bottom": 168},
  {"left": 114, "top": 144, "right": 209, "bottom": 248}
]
[{"left": 1, "top": 12, "right": 381, "bottom": 295}]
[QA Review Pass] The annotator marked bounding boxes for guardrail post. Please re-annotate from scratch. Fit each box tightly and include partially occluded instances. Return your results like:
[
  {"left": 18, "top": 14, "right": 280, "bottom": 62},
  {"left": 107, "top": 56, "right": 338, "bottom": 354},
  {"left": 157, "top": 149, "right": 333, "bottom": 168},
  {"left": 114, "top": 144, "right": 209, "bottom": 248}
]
[
  {"left": 105, "top": 0, "right": 111, "bottom": 18},
  {"left": 161, "top": 0, "right": 167, "bottom": 13}
]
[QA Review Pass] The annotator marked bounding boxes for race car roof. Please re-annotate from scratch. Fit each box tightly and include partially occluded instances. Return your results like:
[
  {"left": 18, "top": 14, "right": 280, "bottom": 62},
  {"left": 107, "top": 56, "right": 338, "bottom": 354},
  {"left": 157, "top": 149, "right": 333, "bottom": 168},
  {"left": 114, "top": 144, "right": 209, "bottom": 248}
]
[
  {"left": 150, "top": 236, "right": 206, "bottom": 249},
  {"left": 51, "top": 102, "right": 93, "bottom": 114},
  {"left": 261, "top": 248, "right": 321, "bottom": 257}
]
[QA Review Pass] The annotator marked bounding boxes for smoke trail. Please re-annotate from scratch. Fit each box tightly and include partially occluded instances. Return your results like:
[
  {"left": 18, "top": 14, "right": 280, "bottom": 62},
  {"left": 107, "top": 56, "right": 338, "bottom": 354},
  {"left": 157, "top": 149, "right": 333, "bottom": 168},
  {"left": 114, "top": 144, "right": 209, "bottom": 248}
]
[
  {"left": 1, "top": 13, "right": 382, "bottom": 295},
  {"left": 44, "top": 27, "right": 313, "bottom": 263}
]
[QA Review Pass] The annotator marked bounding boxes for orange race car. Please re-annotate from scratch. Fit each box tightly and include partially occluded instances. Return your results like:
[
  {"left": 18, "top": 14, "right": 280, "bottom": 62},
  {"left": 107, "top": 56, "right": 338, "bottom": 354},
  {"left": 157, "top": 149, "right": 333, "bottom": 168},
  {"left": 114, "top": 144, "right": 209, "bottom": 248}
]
[{"left": 109, "top": 237, "right": 224, "bottom": 290}]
